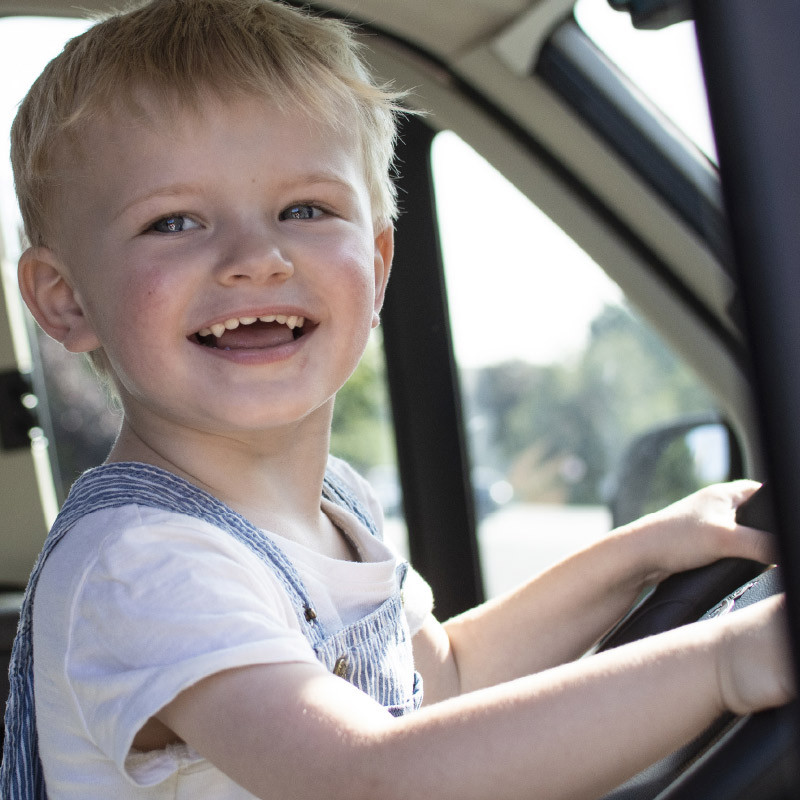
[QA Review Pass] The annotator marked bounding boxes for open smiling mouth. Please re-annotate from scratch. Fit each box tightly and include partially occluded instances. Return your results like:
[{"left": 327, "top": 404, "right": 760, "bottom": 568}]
[{"left": 191, "top": 314, "right": 309, "bottom": 350}]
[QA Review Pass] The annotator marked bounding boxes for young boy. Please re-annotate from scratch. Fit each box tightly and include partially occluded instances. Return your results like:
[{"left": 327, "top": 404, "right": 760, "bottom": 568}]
[{"left": 1, "top": 0, "right": 793, "bottom": 798}]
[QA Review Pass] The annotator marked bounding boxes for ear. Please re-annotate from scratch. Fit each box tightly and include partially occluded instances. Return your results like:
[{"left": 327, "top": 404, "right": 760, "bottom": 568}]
[
  {"left": 18, "top": 247, "right": 101, "bottom": 353},
  {"left": 372, "top": 224, "right": 394, "bottom": 328}
]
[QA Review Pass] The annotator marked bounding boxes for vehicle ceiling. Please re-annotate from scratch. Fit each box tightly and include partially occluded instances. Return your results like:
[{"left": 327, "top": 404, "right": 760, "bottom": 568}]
[{"left": 0, "top": 0, "right": 553, "bottom": 61}]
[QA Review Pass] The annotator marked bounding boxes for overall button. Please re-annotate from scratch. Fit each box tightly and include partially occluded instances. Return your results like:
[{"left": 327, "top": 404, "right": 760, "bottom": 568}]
[
  {"left": 304, "top": 605, "right": 317, "bottom": 622},
  {"left": 333, "top": 656, "right": 349, "bottom": 678}
]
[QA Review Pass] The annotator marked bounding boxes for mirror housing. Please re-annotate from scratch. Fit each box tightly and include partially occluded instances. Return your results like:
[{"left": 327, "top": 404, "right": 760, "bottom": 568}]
[{"left": 609, "top": 414, "right": 743, "bottom": 527}]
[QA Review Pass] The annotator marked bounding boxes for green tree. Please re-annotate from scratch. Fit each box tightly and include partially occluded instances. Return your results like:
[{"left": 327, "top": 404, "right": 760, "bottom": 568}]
[
  {"left": 645, "top": 437, "right": 702, "bottom": 515},
  {"left": 330, "top": 333, "right": 396, "bottom": 475}
]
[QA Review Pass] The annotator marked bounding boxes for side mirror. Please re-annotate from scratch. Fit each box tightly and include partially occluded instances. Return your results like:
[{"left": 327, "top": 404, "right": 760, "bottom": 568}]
[{"left": 609, "top": 415, "right": 742, "bottom": 528}]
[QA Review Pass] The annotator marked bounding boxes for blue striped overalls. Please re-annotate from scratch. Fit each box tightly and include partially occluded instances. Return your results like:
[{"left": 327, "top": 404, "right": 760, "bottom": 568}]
[{"left": 1, "top": 461, "right": 423, "bottom": 798}]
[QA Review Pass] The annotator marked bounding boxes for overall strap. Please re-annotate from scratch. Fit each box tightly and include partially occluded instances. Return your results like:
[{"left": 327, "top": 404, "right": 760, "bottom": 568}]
[{"left": 322, "top": 472, "right": 379, "bottom": 539}]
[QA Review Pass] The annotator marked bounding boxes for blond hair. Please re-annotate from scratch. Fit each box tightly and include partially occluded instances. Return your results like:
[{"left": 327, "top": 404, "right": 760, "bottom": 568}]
[{"left": 11, "top": 0, "right": 405, "bottom": 249}]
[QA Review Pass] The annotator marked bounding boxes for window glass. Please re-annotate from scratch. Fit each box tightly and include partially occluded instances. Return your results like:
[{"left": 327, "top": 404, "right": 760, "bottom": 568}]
[
  {"left": 0, "top": 17, "right": 403, "bottom": 547},
  {"left": 432, "top": 131, "right": 721, "bottom": 597},
  {"left": 574, "top": 0, "right": 716, "bottom": 163}
]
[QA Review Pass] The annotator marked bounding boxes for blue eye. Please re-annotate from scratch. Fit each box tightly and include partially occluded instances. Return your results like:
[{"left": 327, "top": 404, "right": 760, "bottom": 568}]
[
  {"left": 280, "top": 204, "right": 323, "bottom": 221},
  {"left": 150, "top": 215, "right": 197, "bottom": 233}
]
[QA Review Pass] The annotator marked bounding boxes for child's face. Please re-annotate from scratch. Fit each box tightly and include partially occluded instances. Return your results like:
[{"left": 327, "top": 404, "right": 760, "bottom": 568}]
[{"left": 33, "top": 92, "right": 392, "bottom": 439}]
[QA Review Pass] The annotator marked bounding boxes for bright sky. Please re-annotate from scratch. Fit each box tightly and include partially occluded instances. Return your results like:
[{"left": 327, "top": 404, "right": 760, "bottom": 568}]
[
  {"left": 431, "top": 133, "right": 623, "bottom": 367},
  {"left": 0, "top": 2, "right": 712, "bottom": 371}
]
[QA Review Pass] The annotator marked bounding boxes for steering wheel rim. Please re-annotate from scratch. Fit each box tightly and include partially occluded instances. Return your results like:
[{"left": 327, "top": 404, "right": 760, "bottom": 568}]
[
  {"left": 595, "top": 558, "right": 768, "bottom": 653},
  {"left": 595, "top": 485, "right": 794, "bottom": 799}
]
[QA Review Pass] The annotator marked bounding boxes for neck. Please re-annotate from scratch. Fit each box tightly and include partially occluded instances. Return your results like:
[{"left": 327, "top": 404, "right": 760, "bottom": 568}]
[{"left": 107, "top": 404, "right": 334, "bottom": 536}]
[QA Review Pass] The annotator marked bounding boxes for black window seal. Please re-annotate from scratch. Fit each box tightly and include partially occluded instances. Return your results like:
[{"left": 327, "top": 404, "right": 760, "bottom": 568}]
[{"left": 383, "top": 116, "right": 485, "bottom": 618}]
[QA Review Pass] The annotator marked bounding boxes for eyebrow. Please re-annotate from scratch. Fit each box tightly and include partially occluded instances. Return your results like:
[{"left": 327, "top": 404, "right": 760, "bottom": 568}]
[
  {"left": 274, "top": 172, "right": 359, "bottom": 196},
  {"left": 112, "top": 183, "right": 204, "bottom": 222},
  {"left": 113, "top": 173, "right": 358, "bottom": 221}
]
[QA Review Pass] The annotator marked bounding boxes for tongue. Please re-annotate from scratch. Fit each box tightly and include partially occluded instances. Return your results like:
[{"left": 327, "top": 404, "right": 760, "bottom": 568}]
[{"left": 215, "top": 321, "right": 295, "bottom": 350}]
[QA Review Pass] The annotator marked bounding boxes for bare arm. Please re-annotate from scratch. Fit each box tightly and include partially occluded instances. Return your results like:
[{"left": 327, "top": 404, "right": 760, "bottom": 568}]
[
  {"left": 422, "top": 480, "right": 776, "bottom": 699},
  {"left": 158, "top": 596, "right": 792, "bottom": 800}
]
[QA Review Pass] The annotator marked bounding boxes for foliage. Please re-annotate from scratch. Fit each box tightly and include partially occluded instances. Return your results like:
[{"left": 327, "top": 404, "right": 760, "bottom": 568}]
[
  {"left": 644, "top": 437, "right": 703, "bottom": 516},
  {"left": 464, "top": 303, "right": 717, "bottom": 505}
]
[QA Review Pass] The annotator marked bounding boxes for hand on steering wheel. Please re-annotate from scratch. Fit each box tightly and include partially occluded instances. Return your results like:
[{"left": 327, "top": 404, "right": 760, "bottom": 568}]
[{"left": 596, "top": 484, "right": 794, "bottom": 800}]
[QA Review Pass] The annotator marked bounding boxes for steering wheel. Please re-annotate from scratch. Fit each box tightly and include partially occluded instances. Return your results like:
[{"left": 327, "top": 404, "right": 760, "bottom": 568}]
[{"left": 595, "top": 485, "right": 799, "bottom": 800}]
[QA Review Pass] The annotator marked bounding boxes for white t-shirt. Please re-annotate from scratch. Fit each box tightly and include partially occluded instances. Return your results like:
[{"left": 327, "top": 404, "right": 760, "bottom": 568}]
[{"left": 32, "top": 459, "right": 433, "bottom": 799}]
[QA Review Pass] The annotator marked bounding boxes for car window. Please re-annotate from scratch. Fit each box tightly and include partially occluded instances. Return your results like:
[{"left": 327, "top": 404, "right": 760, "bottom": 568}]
[
  {"left": 431, "top": 129, "right": 725, "bottom": 597},
  {"left": 574, "top": 0, "right": 716, "bottom": 163}
]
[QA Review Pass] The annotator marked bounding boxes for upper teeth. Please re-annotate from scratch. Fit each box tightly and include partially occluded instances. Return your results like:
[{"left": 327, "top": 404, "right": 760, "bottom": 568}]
[{"left": 198, "top": 314, "right": 305, "bottom": 338}]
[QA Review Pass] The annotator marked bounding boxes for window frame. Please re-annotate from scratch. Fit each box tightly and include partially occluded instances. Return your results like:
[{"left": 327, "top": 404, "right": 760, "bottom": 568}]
[{"left": 375, "top": 11, "right": 755, "bottom": 617}]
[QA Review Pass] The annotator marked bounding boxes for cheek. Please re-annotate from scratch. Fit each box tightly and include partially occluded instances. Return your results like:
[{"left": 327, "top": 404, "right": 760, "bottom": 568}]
[
  {"left": 81, "top": 257, "right": 183, "bottom": 359},
  {"left": 318, "top": 235, "right": 379, "bottom": 302},
  {"left": 95, "top": 264, "right": 183, "bottom": 401},
  {"left": 130, "top": 264, "right": 180, "bottom": 315},
  {"left": 118, "top": 254, "right": 182, "bottom": 310}
]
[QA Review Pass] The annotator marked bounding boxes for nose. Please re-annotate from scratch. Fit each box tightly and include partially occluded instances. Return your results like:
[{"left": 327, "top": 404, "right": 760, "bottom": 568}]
[{"left": 214, "top": 224, "right": 294, "bottom": 284}]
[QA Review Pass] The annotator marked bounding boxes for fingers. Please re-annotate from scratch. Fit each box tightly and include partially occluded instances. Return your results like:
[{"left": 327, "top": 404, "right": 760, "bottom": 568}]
[
  {"left": 728, "top": 480, "right": 778, "bottom": 564},
  {"left": 726, "top": 479, "right": 763, "bottom": 508},
  {"left": 636, "top": 480, "right": 776, "bottom": 580},
  {"left": 691, "top": 480, "right": 776, "bottom": 564},
  {"left": 692, "top": 479, "right": 761, "bottom": 523},
  {"left": 730, "top": 522, "right": 779, "bottom": 565},
  {"left": 621, "top": 480, "right": 775, "bottom": 586}
]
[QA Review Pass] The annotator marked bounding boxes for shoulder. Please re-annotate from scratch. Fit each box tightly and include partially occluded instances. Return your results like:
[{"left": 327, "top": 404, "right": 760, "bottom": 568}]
[
  {"left": 33, "top": 503, "right": 315, "bottom": 698},
  {"left": 36, "top": 504, "right": 297, "bottom": 629},
  {"left": 45, "top": 503, "right": 264, "bottom": 571}
]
